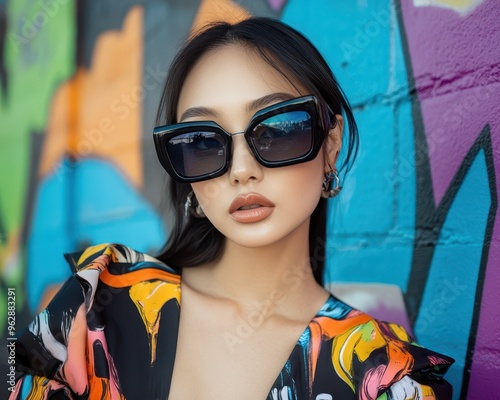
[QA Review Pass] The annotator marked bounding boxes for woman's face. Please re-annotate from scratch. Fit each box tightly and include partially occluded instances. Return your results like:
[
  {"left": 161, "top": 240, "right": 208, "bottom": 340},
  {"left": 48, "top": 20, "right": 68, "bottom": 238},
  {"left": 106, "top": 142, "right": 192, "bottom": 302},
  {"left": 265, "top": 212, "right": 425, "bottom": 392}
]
[{"left": 177, "top": 44, "right": 342, "bottom": 248}]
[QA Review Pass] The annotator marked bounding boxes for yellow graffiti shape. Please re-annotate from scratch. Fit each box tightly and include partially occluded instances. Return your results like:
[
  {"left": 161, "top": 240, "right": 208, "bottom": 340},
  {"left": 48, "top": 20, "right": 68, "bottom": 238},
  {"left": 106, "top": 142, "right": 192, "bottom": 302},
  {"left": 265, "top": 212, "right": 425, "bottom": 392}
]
[
  {"left": 413, "top": 0, "right": 487, "bottom": 15},
  {"left": 129, "top": 280, "right": 181, "bottom": 365}
]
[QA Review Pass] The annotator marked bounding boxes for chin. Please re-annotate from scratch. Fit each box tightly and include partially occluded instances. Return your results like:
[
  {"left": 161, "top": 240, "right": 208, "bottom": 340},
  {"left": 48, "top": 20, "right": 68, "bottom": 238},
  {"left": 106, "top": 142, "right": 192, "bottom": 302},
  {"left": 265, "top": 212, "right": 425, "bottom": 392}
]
[
  {"left": 227, "top": 235, "right": 280, "bottom": 249},
  {"left": 217, "top": 228, "right": 282, "bottom": 247}
]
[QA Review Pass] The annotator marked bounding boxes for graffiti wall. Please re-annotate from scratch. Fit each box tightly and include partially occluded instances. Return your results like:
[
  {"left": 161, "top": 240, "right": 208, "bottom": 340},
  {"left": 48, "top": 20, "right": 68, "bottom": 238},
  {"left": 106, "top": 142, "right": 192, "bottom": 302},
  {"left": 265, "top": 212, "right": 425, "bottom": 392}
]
[{"left": 0, "top": 0, "right": 498, "bottom": 398}]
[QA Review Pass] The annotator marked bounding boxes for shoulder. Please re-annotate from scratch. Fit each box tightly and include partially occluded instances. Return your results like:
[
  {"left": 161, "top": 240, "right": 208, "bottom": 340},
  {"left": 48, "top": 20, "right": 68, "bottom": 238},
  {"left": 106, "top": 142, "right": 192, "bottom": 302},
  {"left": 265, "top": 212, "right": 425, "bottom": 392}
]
[
  {"left": 310, "top": 295, "right": 454, "bottom": 400},
  {"left": 65, "top": 243, "right": 179, "bottom": 278},
  {"left": 12, "top": 243, "right": 181, "bottom": 399},
  {"left": 65, "top": 242, "right": 182, "bottom": 308},
  {"left": 62, "top": 243, "right": 181, "bottom": 308}
]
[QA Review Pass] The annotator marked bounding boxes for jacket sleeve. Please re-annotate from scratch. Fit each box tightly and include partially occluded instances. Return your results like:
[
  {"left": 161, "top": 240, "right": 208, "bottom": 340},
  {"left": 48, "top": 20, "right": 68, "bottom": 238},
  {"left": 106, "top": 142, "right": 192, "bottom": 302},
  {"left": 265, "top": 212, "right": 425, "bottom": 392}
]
[
  {"left": 349, "top": 320, "right": 454, "bottom": 400},
  {"left": 9, "top": 244, "right": 119, "bottom": 400},
  {"left": 377, "top": 375, "right": 452, "bottom": 400},
  {"left": 9, "top": 274, "right": 86, "bottom": 400},
  {"left": 10, "top": 243, "right": 169, "bottom": 400}
]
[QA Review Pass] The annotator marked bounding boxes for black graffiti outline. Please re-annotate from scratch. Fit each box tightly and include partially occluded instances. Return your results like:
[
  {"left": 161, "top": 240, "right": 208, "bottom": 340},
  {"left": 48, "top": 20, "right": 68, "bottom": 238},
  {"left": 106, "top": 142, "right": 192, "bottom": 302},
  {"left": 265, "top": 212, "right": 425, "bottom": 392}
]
[{"left": 395, "top": 1, "right": 497, "bottom": 398}]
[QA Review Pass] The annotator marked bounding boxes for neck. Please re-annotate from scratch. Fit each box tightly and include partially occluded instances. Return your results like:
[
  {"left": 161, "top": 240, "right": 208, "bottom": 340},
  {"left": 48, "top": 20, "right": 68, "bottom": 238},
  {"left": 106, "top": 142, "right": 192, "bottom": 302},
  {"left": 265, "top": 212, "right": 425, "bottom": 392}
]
[{"left": 182, "top": 219, "right": 325, "bottom": 315}]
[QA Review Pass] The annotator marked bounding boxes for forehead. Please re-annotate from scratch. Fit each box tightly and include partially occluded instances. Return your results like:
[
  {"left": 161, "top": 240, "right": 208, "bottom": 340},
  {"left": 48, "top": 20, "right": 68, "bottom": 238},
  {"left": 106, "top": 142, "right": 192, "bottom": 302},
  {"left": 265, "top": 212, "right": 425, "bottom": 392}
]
[{"left": 177, "top": 44, "right": 305, "bottom": 117}]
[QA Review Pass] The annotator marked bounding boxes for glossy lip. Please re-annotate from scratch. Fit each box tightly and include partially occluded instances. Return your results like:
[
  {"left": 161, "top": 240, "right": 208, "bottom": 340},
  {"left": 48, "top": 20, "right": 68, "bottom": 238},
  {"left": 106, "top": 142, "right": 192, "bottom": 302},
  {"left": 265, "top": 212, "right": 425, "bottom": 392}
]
[{"left": 229, "top": 193, "right": 275, "bottom": 223}]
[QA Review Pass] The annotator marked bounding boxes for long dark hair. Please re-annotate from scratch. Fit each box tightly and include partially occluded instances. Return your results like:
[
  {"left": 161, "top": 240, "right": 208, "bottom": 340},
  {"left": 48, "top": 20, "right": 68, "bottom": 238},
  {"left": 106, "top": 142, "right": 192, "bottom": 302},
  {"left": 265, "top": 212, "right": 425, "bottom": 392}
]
[{"left": 155, "top": 17, "right": 358, "bottom": 285}]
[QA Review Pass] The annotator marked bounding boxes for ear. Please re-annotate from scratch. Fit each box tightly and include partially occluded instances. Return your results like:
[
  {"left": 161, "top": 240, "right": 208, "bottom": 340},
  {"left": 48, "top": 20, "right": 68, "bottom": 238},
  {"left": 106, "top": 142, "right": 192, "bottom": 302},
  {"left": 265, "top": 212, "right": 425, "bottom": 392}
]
[{"left": 324, "top": 114, "right": 343, "bottom": 171}]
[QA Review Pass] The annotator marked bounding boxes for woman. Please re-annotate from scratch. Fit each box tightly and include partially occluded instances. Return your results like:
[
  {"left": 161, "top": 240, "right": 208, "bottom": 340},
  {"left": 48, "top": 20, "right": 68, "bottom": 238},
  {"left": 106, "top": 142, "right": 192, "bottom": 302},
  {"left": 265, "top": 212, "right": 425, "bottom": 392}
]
[{"left": 10, "top": 17, "right": 453, "bottom": 400}]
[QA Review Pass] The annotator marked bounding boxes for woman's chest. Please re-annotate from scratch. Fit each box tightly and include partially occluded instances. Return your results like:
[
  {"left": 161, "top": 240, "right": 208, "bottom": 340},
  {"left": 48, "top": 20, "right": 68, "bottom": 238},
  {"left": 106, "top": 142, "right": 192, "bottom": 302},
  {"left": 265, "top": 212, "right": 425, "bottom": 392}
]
[{"left": 167, "top": 301, "right": 307, "bottom": 400}]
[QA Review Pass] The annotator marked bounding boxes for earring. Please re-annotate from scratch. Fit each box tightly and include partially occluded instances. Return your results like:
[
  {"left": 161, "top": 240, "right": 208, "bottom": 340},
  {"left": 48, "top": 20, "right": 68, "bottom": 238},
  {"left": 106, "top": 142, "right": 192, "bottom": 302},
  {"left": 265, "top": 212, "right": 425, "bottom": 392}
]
[
  {"left": 321, "top": 169, "right": 342, "bottom": 198},
  {"left": 184, "top": 191, "right": 206, "bottom": 218}
]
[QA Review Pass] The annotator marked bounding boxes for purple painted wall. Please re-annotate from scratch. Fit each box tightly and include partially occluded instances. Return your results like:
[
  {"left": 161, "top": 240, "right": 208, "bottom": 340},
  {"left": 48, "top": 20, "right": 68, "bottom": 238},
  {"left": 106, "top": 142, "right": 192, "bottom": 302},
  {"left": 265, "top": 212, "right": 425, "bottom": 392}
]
[{"left": 400, "top": 2, "right": 500, "bottom": 396}]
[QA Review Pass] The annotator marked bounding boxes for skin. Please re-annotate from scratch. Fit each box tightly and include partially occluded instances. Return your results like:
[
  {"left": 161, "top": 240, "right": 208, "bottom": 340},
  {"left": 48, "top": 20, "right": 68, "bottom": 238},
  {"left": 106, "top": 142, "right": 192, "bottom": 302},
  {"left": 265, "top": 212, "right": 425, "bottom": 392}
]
[{"left": 168, "top": 44, "right": 343, "bottom": 399}]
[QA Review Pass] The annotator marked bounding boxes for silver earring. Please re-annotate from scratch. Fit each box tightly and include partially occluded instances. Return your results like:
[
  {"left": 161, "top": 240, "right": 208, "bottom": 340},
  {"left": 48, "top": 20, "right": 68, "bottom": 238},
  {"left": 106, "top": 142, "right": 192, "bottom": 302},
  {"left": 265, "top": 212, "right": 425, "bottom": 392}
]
[
  {"left": 184, "top": 191, "right": 206, "bottom": 218},
  {"left": 321, "top": 169, "right": 342, "bottom": 198}
]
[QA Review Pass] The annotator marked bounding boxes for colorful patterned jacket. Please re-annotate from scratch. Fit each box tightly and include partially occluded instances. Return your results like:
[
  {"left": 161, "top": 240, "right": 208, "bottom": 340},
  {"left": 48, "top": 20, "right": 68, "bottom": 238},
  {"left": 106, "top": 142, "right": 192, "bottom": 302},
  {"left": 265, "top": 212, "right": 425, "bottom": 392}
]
[{"left": 10, "top": 244, "right": 454, "bottom": 400}]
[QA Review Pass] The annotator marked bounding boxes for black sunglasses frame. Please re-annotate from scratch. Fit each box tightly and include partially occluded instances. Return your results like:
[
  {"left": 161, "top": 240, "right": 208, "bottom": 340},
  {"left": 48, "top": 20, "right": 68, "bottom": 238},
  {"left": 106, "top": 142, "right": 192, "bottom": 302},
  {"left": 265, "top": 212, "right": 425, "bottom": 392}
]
[{"left": 153, "top": 95, "right": 336, "bottom": 183}]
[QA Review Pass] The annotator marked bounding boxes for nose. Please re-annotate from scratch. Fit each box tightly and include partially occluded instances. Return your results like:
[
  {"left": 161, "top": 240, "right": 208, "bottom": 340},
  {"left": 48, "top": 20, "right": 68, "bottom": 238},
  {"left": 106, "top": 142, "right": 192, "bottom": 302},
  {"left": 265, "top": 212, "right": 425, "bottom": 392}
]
[{"left": 228, "top": 133, "right": 264, "bottom": 185}]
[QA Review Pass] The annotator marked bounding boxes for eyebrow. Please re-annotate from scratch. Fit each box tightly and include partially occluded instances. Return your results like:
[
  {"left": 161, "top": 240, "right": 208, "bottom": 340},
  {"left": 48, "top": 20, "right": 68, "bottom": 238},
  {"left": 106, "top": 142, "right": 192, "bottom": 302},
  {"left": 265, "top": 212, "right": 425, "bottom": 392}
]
[
  {"left": 246, "top": 92, "right": 295, "bottom": 112},
  {"left": 179, "top": 107, "right": 220, "bottom": 122},
  {"left": 179, "top": 92, "right": 295, "bottom": 122}
]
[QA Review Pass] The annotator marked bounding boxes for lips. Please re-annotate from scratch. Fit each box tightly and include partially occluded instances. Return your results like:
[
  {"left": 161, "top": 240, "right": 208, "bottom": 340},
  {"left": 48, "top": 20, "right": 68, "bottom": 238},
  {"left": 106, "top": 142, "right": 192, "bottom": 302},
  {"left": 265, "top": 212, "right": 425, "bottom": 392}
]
[{"left": 229, "top": 193, "right": 275, "bottom": 223}]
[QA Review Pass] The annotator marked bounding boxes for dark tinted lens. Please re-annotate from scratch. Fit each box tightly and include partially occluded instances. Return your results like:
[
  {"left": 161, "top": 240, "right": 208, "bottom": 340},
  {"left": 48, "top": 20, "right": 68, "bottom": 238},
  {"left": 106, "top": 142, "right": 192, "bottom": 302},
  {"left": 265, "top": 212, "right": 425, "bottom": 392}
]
[
  {"left": 250, "top": 110, "right": 313, "bottom": 162},
  {"left": 166, "top": 131, "right": 227, "bottom": 177}
]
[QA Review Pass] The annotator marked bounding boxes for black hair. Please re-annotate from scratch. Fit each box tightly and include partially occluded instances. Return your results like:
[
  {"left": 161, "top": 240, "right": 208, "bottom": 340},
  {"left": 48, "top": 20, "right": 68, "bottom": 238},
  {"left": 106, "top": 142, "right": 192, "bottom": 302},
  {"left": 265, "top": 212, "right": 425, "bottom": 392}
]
[{"left": 155, "top": 17, "right": 358, "bottom": 285}]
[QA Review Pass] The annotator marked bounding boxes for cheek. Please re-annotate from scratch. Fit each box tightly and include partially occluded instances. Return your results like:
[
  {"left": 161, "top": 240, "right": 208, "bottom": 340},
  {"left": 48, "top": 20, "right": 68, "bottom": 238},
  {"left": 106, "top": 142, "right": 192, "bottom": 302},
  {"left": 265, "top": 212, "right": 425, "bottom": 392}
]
[
  {"left": 279, "top": 160, "right": 324, "bottom": 207},
  {"left": 191, "top": 179, "right": 228, "bottom": 211}
]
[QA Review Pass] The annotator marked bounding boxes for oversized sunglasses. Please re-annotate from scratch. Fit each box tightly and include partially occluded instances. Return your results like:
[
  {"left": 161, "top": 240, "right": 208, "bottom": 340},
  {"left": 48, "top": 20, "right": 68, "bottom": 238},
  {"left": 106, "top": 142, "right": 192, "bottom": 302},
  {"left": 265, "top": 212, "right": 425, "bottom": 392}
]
[{"left": 153, "top": 95, "right": 336, "bottom": 183}]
